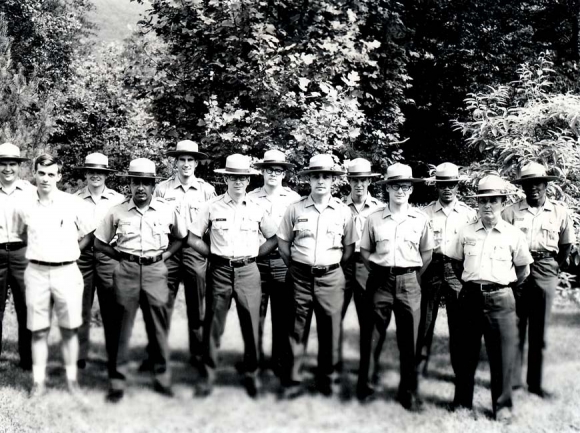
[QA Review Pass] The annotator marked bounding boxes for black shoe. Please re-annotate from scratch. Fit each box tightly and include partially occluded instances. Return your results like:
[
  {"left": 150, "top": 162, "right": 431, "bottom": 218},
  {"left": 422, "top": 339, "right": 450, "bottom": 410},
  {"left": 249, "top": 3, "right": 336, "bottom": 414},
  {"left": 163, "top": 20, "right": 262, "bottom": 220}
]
[
  {"left": 356, "top": 385, "right": 377, "bottom": 403},
  {"left": 106, "top": 389, "right": 124, "bottom": 403},
  {"left": 77, "top": 359, "right": 87, "bottom": 370},
  {"left": 138, "top": 359, "right": 153, "bottom": 373},
  {"left": 153, "top": 382, "right": 174, "bottom": 398},
  {"left": 281, "top": 383, "right": 304, "bottom": 400},
  {"left": 194, "top": 382, "right": 213, "bottom": 398},
  {"left": 399, "top": 394, "right": 424, "bottom": 412},
  {"left": 528, "top": 387, "right": 554, "bottom": 399},
  {"left": 243, "top": 376, "right": 261, "bottom": 398}
]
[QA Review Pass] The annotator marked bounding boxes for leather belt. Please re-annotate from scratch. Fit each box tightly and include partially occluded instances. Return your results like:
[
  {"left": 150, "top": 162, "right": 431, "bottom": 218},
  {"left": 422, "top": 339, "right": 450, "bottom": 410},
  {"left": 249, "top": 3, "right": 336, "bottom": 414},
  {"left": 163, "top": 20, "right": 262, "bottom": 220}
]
[
  {"left": 210, "top": 254, "right": 257, "bottom": 268},
  {"left": 30, "top": 260, "right": 74, "bottom": 267},
  {"left": 292, "top": 261, "right": 340, "bottom": 276},
  {"left": 465, "top": 282, "right": 506, "bottom": 293},
  {"left": 432, "top": 253, "right": 453, "bottom": 264},
  {"left": 531, "top": 251, "right": 557, "bottom": 260},
  {"left": 118, "top": 251, "right": 163, "bottom": 265},
  {"left": 369, "top": 262, "right": 418, "bottom": 275},
  {"left": 0, "top": 242, "right": 26, "bottom": 251}
]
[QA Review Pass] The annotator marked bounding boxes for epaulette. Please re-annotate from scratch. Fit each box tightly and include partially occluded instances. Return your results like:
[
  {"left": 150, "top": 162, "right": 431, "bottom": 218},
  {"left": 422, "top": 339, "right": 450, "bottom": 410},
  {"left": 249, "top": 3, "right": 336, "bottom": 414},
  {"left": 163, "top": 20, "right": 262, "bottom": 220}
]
[
  {"left": 410, "top": 207, "right": 429, "bottom": 219},
  {"left": 369, "top": 205, "right": 386, "bottom": 216},
  {"left": 154, "top": 196, "right": 167, "bottom": 204},
  {"left": 283, "top": 186, "right": 296, "bottom": 193},
  {"left": 299, "top": 195, "right": 308, "bottom": 201},
  {"left": 426, "top": 200, "right": 437, "bottom": 208},
  {"left": 122, "top": 197, "right": 131, "bottom": 204},
  {"left": 248, "top": 187, "right": 262, "bottom": 195}
]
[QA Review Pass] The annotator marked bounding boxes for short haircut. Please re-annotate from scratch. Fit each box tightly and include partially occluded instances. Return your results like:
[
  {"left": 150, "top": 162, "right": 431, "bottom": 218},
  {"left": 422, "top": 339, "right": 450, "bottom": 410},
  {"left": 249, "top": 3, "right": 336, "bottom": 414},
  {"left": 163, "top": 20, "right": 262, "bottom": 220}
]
[{"left": 34, "top": 154, "right": 62, "bottom": 174}]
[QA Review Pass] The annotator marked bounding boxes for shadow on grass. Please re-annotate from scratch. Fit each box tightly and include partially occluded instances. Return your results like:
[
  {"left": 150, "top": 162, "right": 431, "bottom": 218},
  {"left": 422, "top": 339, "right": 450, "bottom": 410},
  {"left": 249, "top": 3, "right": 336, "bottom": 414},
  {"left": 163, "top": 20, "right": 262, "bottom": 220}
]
[{"left": 551, "top": 309, "right": 580, "bottom": 327}]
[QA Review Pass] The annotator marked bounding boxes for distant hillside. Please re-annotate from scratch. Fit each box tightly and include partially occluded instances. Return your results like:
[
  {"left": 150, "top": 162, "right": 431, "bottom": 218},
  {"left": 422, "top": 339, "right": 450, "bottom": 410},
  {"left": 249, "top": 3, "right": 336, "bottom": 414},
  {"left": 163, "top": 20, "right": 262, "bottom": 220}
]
[{"left": 89, "top": 0, "right": 150, "bottom": 42}]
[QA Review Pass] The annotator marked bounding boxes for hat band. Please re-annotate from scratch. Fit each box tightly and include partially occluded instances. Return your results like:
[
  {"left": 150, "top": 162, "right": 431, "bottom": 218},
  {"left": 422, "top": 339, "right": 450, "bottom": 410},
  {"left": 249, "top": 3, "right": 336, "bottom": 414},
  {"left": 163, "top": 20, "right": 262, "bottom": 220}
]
[
  {"left": 262, "top": 159, "right": 288, "bottom": 164},
  {"left": 477, "top": 189, "right": 504, "bottom": 195},
  {"left": 520, "top": 172, "right": 547, "bottom": 179},
  {"left": 386, "top": 175, "right": 411, "bottom": 180},
  {"left": 0, "top": 153, "right": 22, "bottom": 159},
  {"left": 307, "top": 165, "right": 337, "bottom": 171},
  {"left": 348, "top": 171, "right": 375, "bottom": 176},
  {"left": 85, "top": 163, "right": 110, "bottom": 169},
  {"left": 435, "top": 175, "right": 459, "bottom": 180},
  {"left": 224, "top": 167, "right": 252, "bottom": 173},
  {"left": 128, "top": 171, "right": 156, "bottom": 177}
]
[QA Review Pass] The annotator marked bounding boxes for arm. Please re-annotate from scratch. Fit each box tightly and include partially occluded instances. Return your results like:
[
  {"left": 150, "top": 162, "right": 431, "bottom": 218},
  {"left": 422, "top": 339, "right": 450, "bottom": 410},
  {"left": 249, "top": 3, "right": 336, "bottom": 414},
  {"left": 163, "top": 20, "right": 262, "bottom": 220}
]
[
  {"left": 95, "top": 238, "right": 121, "bottom": 261},
  {"left": 340, "top": 243, "right": 354, "bottom": 266},
  {"left": 557, "top": 243, "right": 573, "bottom": 269},
  {"left": 258, "top": 235, "right": 278, "bottom": 257},
  {"left": 187, "top": 231, "right": 210, "bottom": 257},
  {"left": 78, "top": 231, "right": 95, "bottom": 251},
  {"left": 278, "top": 238, "right": 292, "bottom": 267},
  {"left": 360, "top": 247, "right": 371, "bottom": 271},
  {"left": 162, "top": 236, "right": 185, "bottom": 261},
  {"left": 417, "top": 249, "right": 433, "bottom": 284},
  {"left": 515, "top": 264, "right": 530, "bottom": 285}
]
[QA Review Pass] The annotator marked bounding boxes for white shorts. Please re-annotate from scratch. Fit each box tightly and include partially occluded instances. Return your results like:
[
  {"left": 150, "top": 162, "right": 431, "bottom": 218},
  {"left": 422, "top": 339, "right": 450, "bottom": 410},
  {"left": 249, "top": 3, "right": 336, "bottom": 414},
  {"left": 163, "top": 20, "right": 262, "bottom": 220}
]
[{"left": 25, "top": 262, "right": 83, "bottom": 331}]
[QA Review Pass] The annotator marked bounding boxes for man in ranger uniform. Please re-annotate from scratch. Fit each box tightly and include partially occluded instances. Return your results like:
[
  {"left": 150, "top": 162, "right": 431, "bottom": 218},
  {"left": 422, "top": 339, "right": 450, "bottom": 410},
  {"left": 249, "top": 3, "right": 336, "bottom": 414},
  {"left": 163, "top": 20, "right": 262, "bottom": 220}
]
[
  {"left": 188, "top": 154, "right": 278, "bottom": 398},
  {"left": 277, "top": 154, "right": 357, "bottom": 398},
  {"left": 0, "top": 143, "right": 35, "bottom": 371},
  {"left": 502, "top": 161, "right": 574, "bottom": 398},
  {"left": 340, "top": 158, "right": 383, "bottom": 370},
  {"left": 357, "top": 163, "right": 433, "bottom": 411},
  {"left": 95, "top": 158, "right": 187, "bottom": 403},
  {"left": 248, "top": 149, "right": 300, "bottom": 375},
  {"left": 152, "top": 140, "right": 215, "bottom": 370},
  {"left": 417, "top": 162, "right": 476, "bottom": 378},
  {"left": 74, "top": 153, "right": 124, "bottom": 370}
]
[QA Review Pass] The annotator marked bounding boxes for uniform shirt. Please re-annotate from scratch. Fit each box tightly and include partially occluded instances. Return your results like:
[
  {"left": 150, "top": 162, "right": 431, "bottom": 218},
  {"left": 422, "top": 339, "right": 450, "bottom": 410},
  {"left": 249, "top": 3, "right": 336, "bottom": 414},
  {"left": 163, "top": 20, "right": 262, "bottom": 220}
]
[
  {"left": 0, "top": 179, "right": 36, "bottom": 243},
  {"left": 96, "top": 197, "right": 187, "bottom": 258},
  {"left": 360, "top": 205, "right": 434, "bottom": 268},
  {"left": 248, "top": 186, "right": 301, "bottom": 244},
  {"left": 423, "top": 199, "right": 477, "bottom": 257},
  {"left": 448, "top": 218, "right": 533, "bottom": 286},
  {"left": 154, "top": 176, "right": 216, "bottom": 226},
  {"left": 13, "top": 190, "right": 95, "bottom": 262},
  {"left": 277, "top": 195, "right": 358, "bottom": 266},
  {"left": 75, "top": 185, "right": 125, "bottom": 226},
  {"left": 502, "top": 198, "right": 575, "bottom": 254},
  {"left": 190, "top": 193, "right": 278, "bottom": 258},
  {"left": 344, "top": 194, "right": 384, "bottom": 252}
]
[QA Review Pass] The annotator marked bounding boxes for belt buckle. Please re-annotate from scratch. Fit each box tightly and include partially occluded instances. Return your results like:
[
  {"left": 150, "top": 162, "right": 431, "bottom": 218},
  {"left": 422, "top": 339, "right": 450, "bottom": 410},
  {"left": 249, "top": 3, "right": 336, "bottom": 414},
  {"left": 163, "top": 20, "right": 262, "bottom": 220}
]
[
  {"left": 311, "top": 265, "right": 326, "bottom": 276},
  {"left": 229, "top": 258, "right": 242, "bottom": 267},
  {"left": 136, "top": 256, "right": 145, "bottom": 265}
]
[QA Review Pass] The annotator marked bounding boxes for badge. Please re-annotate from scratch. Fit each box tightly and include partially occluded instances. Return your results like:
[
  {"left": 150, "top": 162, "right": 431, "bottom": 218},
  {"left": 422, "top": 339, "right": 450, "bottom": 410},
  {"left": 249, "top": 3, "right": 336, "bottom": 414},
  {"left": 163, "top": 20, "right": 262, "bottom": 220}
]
[{"left": 215, "top": 218, "right": 227, "bottom": 221}]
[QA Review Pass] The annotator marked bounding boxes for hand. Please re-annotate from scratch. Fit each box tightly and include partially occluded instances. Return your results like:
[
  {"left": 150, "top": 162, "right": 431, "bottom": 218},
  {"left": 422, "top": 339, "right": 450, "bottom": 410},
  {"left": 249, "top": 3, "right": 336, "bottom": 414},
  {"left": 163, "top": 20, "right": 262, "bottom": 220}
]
[{"left": 162, "top": 251, "right": 171, "bottom": 261}]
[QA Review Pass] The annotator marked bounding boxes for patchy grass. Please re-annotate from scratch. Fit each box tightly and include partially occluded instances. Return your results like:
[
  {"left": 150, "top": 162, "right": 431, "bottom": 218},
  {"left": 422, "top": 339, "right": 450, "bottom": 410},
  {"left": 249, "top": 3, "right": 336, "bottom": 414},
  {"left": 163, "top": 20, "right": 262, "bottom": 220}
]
[{"left": 0, "top": 290, "right": 579, "bottom": 433}]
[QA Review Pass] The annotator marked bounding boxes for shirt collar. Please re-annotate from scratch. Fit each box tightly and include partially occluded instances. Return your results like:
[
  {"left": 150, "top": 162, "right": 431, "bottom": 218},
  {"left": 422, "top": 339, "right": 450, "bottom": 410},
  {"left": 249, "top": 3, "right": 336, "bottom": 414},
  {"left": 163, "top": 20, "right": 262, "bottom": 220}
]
[
  {"left": 434, "top": 199, "right": 459, "bottom": 213},
  {"left": 79, "top": 185, "right": 115, "bottom": 200},
  {"left": 346, "top": 193, "right": 376, "bottom": 208},
  {"left": 0, "top": 179, "right": 27, "bottom": 192},
  {"left": 128, "top": 197, "right": 160, "bottom": 211},
  {"left": 171, "top": 176, "right": 199, "bottom": 191},
  {"left": 305, "top": 195, "right": 337, "bottom": 209},
  {"left": 519, "top": 198, "right": 554, "bottom": 212},
  {"left": 224, "top": 192, "right": 247, "bottom": 205},
  {"left": 474, "top": 218, "right": 508, "bottom": 233},
  {"left": 382, "top": 204, "right": 416, "bottom": 219}
]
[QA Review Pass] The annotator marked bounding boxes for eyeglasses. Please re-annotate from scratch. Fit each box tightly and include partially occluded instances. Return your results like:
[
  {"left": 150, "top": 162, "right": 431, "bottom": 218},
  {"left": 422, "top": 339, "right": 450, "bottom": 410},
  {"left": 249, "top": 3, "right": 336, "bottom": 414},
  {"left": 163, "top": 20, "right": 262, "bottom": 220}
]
[
  {"left": 225, "top": 175, "right": 250, "bottom": 182},
  {"left": 265, "top": 168, "right": 285, "bottom": 176},
  {"left": 389, "top": 184, "right": 412, "bottom": 192},
  {"left": 437, "top": 183, "right": 458, "bottom": 190}
]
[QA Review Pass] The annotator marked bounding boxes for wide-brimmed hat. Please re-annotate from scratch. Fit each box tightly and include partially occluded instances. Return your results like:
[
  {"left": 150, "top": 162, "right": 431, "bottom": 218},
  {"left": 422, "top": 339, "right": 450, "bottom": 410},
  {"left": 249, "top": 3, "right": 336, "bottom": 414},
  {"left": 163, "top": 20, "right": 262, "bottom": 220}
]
[
  {"left": 468, "top": 175, "right": 513, "bottom": 197},
  {"left": 117, "top": 158, "right": 162, "bottom": 179},
  {"left": 376, "top": 163, "right": 424, "bottom": 184},
  {"left": 346, "top": 158, "right": 380, "bottom": 178},
  {"left": 0, "top": 142, "right": 29, "bottom": 162},
  {"left": 74, "top": 153, "right": 117, "bottom": 172},
  {"left": 297, "top": 154, "right": 346, "bottom": 176},
  {"left": 214, "top": 154, "right": 260, "bottom": 175},
  {"left": 512, "top": 161, "right": 560, "bottom": 184},
  {"left": 426, "top": 162, "right": 468, "bottom": 183},
  {"left": 253, "top": 149, "right": 294, "bottom": 169},
  {"left": 165, "top": 140, "right": 209, "bottom": 160}
]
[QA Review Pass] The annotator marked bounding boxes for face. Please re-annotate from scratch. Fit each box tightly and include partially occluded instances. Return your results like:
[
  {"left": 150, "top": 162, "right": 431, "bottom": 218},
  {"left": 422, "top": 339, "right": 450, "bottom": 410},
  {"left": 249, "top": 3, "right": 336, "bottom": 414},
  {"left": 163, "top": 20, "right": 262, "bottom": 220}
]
[
  {"left": 176, "top": 155, "right": 198, "bottom": 179},
  {"left": 522, "top": 180, "right": 547, "bottom": 203},
  {"left": 436, "top": 182, "right": 458, "bottom": 204},
  {"left": 262, "top": 165, "right": 286, "bottom": 187},
  {"left": 477, "top": 196, "right": 504, "bottom": 220},
  {"left": 387, "top": 182, "right": 413, "bottom": 205},
  {"left": 349, "top": 177, "right": 372, "bottom": 198},
  {"left": 309, "top": 173, "right": 334, "bottom": 195},
  {"left": 130, "top": 178, "right": 155, "bottom": 205},
  {"left": 0, "top": 159, "right": 20, "bottom": 184},
  {"left": 225, "top": 175, "right": 250, "bottom": 194},
  {"left": 35, "top": 163, "right": 62, "bottom": 194},
  {"left": 85, "top": 170, "right": 107, "bottom": 189}
]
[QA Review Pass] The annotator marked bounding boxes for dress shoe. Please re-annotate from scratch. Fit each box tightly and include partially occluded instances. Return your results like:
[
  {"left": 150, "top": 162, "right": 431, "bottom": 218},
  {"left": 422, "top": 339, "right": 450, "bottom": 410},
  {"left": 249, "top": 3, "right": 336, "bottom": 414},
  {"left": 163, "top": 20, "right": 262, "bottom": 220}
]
[
  {"left": 356, "top": 385, "right": 377, "bottom": 403},
  {"left": 194, "top": 382, "right": 213, "bottom": 398},
  {"left": 77, "top": 359, "right": 87, "bottom": 370},
  {"left": 398, "top": 393, "right": 424, "bottom": 412},
  {"left": 29, "top": 382, "right": 47, "bottom": 398},
  {"left": 138, "top": 359, "right": 153, "bottom": 372},
  {"left": 153, "top": 382, "right": 174, "bottom": 398},
  {"left": 528, "top": 387, "right": 554, "bottom": 399},
  {"left": 243, "top": 376, "right": 261, "bottom": 398},
  {"left": 495, "top": 407, "right": 513, "bottom": 423},
  {"left": 106, "top": 389, "right": 124, "bottom": 403}
]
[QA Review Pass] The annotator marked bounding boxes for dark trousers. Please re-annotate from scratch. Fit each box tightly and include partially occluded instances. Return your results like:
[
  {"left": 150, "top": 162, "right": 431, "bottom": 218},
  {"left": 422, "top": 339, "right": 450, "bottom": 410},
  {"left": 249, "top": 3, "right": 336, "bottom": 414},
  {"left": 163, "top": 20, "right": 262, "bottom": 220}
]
[
  {"left": 164, "top": 246, "right": 207, "bottom": 363},
  {"left": 416, "top": 258, "right": 462, "bottom": 376},
  {"left": 76, "top": 249, "right": 118, "bottom": 362},
  {"left": 285, "top": 264, "right": 345, "bottom": 386},
  {"left": 200, "top": 261, "right": 261, "bottom": 383},
  {"left": 358, "top": 267, "right": 421, "bottom": 400},
  {"left": 454, "top": 285, "right": 516, "bottom": 415},
  {"left": 513, "top": 258, "right": 558, "bottom": 391},
  {"left": 0, "top": 246, "right": 31, "bottom": 366},
  {"left": 109, "top": 260, "right": 171, "bottom": 390},
  {"left": 257, "top": 253, "right": 291, "bottom": 372}
]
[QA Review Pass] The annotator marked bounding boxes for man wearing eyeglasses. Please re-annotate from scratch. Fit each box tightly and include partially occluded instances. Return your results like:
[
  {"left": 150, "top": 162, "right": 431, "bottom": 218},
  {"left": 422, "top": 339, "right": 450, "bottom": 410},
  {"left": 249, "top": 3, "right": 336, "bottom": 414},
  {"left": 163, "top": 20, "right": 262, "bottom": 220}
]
[
  {"left": 416, "top": 163, "right": 476, "bottom": 379},
  {"left": 277, "top": 154, "right": 357, "bottom": 398},
  {"left": 357, "top": 163, "right": 433, "bottom": 412},
  {"left": 188, "top": 154, "right": 278, "bottom": 398},
  {"left": 449, "top": 175, "right": 532, "bottom": 422},
  {"left": 248, "top": 150, "right": 300, "bottom": 376}
]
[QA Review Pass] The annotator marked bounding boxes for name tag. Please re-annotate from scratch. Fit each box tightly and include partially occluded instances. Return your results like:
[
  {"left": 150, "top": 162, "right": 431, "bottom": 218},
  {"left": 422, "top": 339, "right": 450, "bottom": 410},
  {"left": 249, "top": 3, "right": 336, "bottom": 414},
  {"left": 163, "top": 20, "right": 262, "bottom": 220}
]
[
  {"left": 464, "top": 239, "right": 476, "bottom": 246},
  {"left": 215, "top": 218, "right": 227, "bottom": 221},
  {"left": 118, "top": 221, "right": 131, "bottom": 226},
  {"left": 298, "top": 218, "right": 308, "bottom": 222},
  {"left": 166, "top": 197, "right": 176, "bottom": 201},
  {"left": 514, "top": 217, "right": 525, "bottom": 221}
]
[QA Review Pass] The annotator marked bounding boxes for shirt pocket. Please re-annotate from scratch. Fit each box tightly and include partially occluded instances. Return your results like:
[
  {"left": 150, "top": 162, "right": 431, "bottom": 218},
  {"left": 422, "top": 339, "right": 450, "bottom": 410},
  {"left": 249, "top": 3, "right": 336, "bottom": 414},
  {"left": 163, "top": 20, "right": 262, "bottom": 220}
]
[
  {"left": 513, "top": 219, "right": 531, "bottom": 235},
  {"left": 116, "top": 220, "right": 138, "bottom": 239},
  {"left": 375, "top": 231, "right": 391, "bottom": 255},
  {"left": 491, "top": 244, "right": 512, "bottom": 280},
  {"left": 188, "top": 201, "right": 202, "bottom": 220},
  {"left": 293, "top": 219, "right": 314, "bottom": 246},
  {"left": 400, "top": 228, "right": 422, "bottom": 262},
  {"left": 432, "top": 220, "right": 444, "bottom": 248},
  {"left": 211, "top": 216, "right": 231, "bottom": 237},
  {"left": 541, "top": 220, "right": 559, "bottom": 248},
  {"left": 151, "top": 220, "right": 170, "bottom": 250},
  {"left": 326, "top": 222, "right": 343, "bottom": 249}
]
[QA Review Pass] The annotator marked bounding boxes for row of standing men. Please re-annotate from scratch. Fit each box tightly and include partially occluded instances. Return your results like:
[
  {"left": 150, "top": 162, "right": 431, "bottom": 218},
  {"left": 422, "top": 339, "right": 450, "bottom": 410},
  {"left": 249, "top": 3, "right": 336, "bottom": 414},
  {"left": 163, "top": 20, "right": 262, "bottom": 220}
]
[{"left": 0, "top": 141, "right": 573, "bottom": 422}]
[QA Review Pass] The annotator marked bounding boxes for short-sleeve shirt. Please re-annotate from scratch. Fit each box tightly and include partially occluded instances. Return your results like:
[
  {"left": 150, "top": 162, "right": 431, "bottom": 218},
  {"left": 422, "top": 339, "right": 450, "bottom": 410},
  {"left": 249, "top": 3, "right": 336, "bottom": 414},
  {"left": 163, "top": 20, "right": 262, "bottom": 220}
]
[
  {"left": 190, "top": 193, "right": 278, "bottom": 258},
  {"left": 75, "top": 185, "right": 125, "bottom": 226},
  {"left": 0, "top": 179, "right": 36, "bottom": 243},
  {"left": 502, "top": 198, "right": 575, "bottom": 254},
  {"left": 344, "top": 194, "right": 384, "bottom": 252},
  {"left": 360, "top": 205, "right": 434, "bottom": 268},
  {"left": 96, "top": 197, "right": 187, "bottom": 257},
  {"left": 14, "top": 190, "right": 95, "bottom": 262},
  {"left": 423, "top": 199, "right": 477, "bottom": 257},
  {"left": 448, "top": 219, "right": 533, "bottom": 286},
  {"left": 154, "top": 176, "right": 216, "bottom": 226},
  {"left": 248, "top": 186, "right": 301, "bottom": 244},
  {"left": 277, "top": 195, "right": 358, "bottom": 266}
]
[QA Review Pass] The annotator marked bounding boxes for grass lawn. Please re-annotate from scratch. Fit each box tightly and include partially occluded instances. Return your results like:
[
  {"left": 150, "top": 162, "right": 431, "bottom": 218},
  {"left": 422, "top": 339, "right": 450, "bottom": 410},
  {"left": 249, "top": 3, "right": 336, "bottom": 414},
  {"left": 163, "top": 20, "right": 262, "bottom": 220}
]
[{"left": 0, "top": 291, "right": 579, "bottom": 433}]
